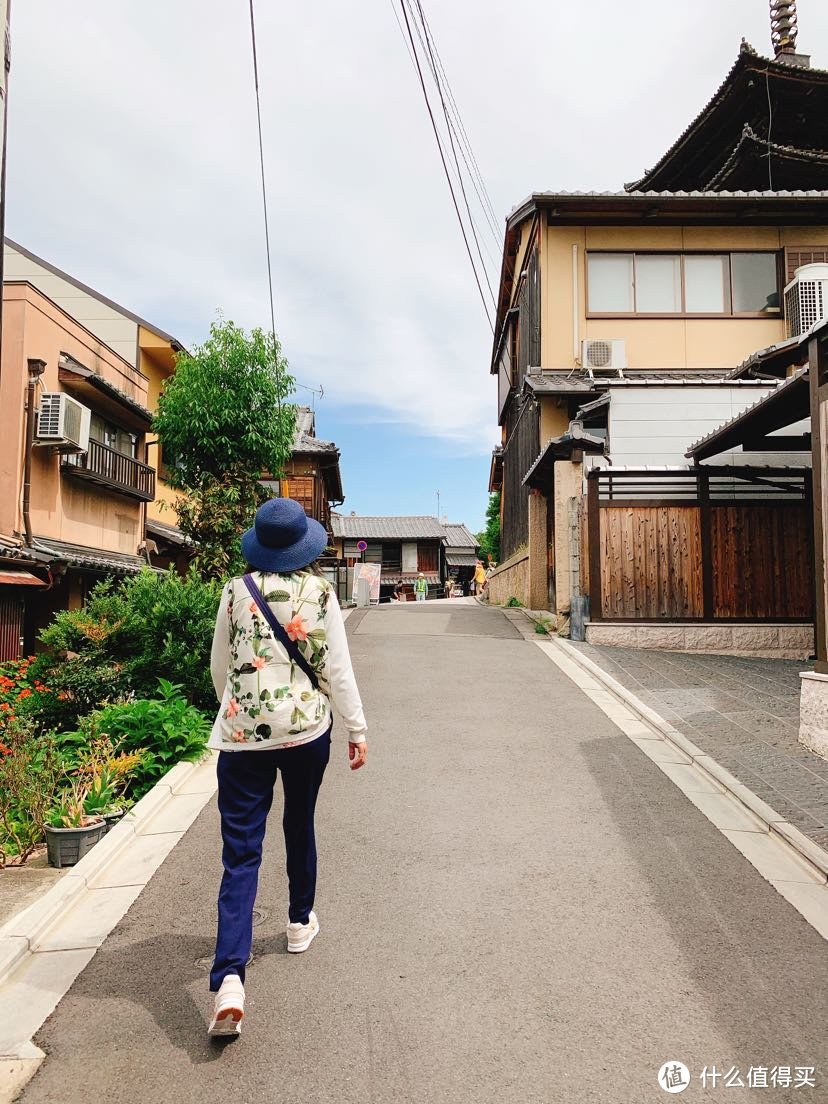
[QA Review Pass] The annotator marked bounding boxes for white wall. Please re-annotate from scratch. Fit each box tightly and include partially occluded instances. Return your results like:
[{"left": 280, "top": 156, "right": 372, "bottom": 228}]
[
  {"left": 5, "top": 244, "right": 138, "bottom": 366},
  {"left": 402, "top": 542, "right": 418, "bottom": 573},
  {"left": 606, "top": 385, "right": 794, "bottom": 467}
]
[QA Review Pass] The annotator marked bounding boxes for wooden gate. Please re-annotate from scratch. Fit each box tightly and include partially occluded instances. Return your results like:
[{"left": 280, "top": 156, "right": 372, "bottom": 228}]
[{"left": 586, "top": 468, "right": 813, "bottom": 622}]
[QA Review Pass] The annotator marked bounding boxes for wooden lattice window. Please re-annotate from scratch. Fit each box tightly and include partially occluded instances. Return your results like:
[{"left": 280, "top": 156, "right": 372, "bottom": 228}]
[{"left": 286, "top": 475, "right": 314, "bottom": 515}]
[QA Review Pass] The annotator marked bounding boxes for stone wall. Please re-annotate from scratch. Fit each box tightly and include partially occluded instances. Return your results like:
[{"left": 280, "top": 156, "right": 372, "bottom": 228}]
[
  {"left": 585, "top": 622, "right": 814, "bottom": 660},
  {"left": 799, "top": 672, "right": 828, "bottom": 759},
  {"left": 486, "top": 550, "right": 530, "bottom": 608}
]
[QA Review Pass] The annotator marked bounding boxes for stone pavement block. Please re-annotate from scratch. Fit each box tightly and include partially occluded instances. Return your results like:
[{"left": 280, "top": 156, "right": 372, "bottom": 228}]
[
  {"left": 0, "top": 938, "right": 27, "bottom": 982},
  {"left": 88, "top": 831, "right": 183, "bottom": 890},
  {"left": 32, "top": 884, "right": 144, "bottom": 953},
  {"left": 0, "top": 947, "right": 95, "bottom": 1055},
  {"left": 769, "top": 881, "right": 828, "bottom": 940},
  {"left": 169, "top": 754, "right": 218, "bottom": 796},
  {"left": 135, "top": 791, "right": 212, "bottom": 836},
  {"left": 722, "top": 829, "right": 826, "bottom": 884},
  {"left": 0, "top": 873, "right": 85, "bottom": 947},
  {"left": 658, "top": 762, "right": 723, "bottom": 795},
  {"left": 685, "top": 791, "right": 766, "bottom": 833},
  {"left": 629, "top": 737, "right": 692, "bottom": 765},
  {"left": 0, "top": 1050, "right": 44, "bottom": 1104}
]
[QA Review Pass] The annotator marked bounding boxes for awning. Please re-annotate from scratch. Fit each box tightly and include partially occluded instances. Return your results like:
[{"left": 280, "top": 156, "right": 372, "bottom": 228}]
[
  {"left": 32, "top": 537, "right": 149, "bottom": 575},
  {"left": 380, "top": 572, "right": 440, "bottom": 586},
  {"left": 58, "top": 353, "right": 153, "bottom": 431},
  {"left": 0, "top": 570, "right": 47, "bottom": 587},
  {"left": 446, "top": 553, "right": 477, "bottom": 568},
  {"left": 146, "top": 518, "right": 192, "bottom": 548}
]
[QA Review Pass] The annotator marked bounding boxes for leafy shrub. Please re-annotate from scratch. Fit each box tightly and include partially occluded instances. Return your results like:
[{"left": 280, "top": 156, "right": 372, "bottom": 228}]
[
  {"left": 0, "top": 718, "right": 62, "bottom": 866},
  {"left": 87, "top": 679, "right": 210, "bottom": 798},
  {"left": 33, "top": 568, "right": 221, "bottom": 723},
  {"left": 505, "top": 596, "right": 523, "bottom": 608}
]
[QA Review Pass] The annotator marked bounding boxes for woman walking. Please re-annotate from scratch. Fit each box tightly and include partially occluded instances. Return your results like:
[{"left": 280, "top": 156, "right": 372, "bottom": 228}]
[{"left": 207, "top": 498, "right": 367, "bottom": 1038}]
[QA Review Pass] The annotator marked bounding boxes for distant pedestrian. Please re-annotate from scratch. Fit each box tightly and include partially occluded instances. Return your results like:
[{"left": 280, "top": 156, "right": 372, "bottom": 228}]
[
  {"left": 445, "top": 578, "right": 454, "bottom": 599},
  {"left": 474, "top": 559, "right": 487, "bottom": 596},
  {"left": 392, "top": 579, "right": 404, "bottom": 602},
  {"left": 414, "top": 572, "right": 428, "bottom": 602},
  {"left": 207, "top": 498, "right": 368, "bottom": 1038}
]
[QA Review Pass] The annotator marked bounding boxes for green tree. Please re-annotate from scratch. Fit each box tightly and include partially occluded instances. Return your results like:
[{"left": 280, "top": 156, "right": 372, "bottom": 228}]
[
  {"left": 154, "top": 317, "right": 296, "bottom": 578},
  {"left": 475, "top": 492, "right": 501, "bottom": 564}
]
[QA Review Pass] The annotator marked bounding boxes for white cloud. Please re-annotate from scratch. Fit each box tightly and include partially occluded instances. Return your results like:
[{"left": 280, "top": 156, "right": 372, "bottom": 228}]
[{"left": 7, "top": 0, "right": 827, "bottom": 456}]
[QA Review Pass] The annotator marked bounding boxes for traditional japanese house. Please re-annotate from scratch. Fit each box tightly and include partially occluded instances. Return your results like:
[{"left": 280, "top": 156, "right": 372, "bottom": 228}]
[
  {"left": 0, "top": 281, "right": 155, "bottom": 656},
  {"left": 443, "top": 523, "right": 479, "bottom": 594},
  {"left": 329, "top": 515, "right": 446, "bottom": 600},
  {"left": 261, "top": 407, "right": 344, "bottom": 538},
  {"left": 486, "top": 12, "right": 828, "bottom": 641}
]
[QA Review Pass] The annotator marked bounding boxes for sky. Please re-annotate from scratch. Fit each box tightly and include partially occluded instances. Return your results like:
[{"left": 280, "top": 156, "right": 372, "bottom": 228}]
[{"left": 6, "top": 1, "right": 828, "bottom": 532}]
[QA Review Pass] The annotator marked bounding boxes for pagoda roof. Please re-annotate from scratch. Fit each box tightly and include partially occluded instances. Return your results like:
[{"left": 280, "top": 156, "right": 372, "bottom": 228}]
[{"left": 627, "top": 43, "right": 828, "bottom": 193}]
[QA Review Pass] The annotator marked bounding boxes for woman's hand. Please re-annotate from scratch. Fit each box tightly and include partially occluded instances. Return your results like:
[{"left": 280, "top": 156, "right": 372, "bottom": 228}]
[{"left": 348, "top": 741, "right": 367, "bottom": 770}]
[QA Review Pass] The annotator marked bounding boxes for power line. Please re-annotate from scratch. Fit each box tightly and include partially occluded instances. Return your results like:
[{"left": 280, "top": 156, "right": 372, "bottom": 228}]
[
  {"left": 414, "top": 3, "right": 501, "bottom": 240},
  {"left": 395, "top": 0, "right": 494, "bottom": 330},
  {"left": 408, "top": 0, "right": 496, "bottom": 309},
  {"left": 249, "top": 0, "right": 290, "bottom": 415}
]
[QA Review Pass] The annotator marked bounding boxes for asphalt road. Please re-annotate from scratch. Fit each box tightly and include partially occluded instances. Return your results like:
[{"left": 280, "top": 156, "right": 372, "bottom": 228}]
[{"left": 21, "top": 602, "right": 828, "bottom": 1103}]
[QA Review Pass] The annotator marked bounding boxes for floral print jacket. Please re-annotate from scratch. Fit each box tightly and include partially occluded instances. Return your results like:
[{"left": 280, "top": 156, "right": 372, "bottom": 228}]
[{"left": 209, "top": 570, "right": 367, "bottom": 751}]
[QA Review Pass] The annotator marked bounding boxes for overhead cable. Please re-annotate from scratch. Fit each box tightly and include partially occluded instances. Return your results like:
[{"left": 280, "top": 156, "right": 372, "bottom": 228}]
[{"left": 395, "top": 0, "right": 492, "bottom": 328}]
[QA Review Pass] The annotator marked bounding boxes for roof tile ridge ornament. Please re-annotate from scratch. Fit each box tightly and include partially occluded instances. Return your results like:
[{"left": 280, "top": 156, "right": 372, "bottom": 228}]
[{"left": 740, "top": 37, "right": 758, "bottom": 57}]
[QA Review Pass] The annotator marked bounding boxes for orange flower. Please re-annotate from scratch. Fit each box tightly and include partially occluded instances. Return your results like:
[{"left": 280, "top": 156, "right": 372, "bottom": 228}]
[
  {"left": 227, "top": 697, "right": 240, "bottom": 718},
  {"left": 251, "top": 655, "right": 267, "bottom": 670},
  {"left": 285, "top": 615, "right": 308, "bottom": 642},
  {"left": 231, "top": 730, "right": 248, "bottom": 743},
  {"left": 249, "top": 601, "right": 259, "bottom": 613}
]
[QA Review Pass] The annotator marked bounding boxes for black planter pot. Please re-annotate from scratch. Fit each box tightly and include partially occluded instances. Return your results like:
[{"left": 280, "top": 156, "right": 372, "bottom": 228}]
[
  {"left": 44, "top": 820, "right": 107, "bottom": 868},
  {"left": 103, "top": 808, "right": 126, "bottom": 834}
]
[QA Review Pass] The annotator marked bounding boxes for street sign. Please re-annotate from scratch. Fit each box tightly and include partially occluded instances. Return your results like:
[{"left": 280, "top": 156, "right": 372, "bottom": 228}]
[{"left": 357, "top": 540, "right": 368, "bottom": 552}]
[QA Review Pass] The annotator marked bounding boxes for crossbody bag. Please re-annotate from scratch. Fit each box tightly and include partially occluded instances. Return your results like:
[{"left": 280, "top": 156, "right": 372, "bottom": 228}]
[{"left": 242, "top": 573, "right": 321, "bottom": 692}]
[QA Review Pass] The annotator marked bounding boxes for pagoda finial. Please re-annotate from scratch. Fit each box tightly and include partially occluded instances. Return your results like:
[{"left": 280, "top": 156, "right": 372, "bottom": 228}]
[{"left": 770, "top": 1, "right": 798, "bottom": 57}]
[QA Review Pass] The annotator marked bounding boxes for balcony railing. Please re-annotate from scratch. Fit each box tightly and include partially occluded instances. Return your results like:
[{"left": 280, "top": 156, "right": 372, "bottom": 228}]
[{"left": 63, "top": 439, "right": 155, "bottom": 502}]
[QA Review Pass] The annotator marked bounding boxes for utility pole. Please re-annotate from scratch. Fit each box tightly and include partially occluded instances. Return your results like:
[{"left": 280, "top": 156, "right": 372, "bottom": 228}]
[
  {"left": 436, "top": 489, "right": 441, "bottom": 520},
  {"left": 0, "top": 1, "right": 10, "bottom": 369}
]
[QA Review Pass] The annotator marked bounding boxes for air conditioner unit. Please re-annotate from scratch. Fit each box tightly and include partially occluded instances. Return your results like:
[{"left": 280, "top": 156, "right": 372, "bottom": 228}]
[
  {"left": 581, "top": 338, "right": 626, "bottom": 376},
  {"left": 784, "top": 263, "right": 828, "bottom": 338},
  {"left": 35, "top": 393, "right": 91, "bottom": 452}
]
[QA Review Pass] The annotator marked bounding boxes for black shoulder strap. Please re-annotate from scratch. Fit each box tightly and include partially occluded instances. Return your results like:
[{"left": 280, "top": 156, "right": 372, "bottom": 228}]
[{"left": 243, "top": 574, "right": 320, "bottom": 691}]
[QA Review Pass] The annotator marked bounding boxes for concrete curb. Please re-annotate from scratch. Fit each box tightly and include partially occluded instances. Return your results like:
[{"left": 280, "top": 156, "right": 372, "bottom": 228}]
[
  {"left": 549, "top": 632, "right": 828, "bottom": 884},
  {"left": 0, "top": 750, "right": 218, "bottom": 1096}
]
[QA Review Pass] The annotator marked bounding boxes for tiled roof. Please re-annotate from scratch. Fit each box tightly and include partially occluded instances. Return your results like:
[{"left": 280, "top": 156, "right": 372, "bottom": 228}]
[
  {"left": 443, "top": 524, "right": 477, "bottom": 549},
  {"left": 32, "top": 537, "right": 150, "bottom": 574},
  {"left": 625, "top": 45, "right": 828, "bottom": 192},
  {"left": 331, "top": 515, "right": 448, "bottom": 540},
  {"left": 292, "top": 406, "right": 337, "bottom": 455}
]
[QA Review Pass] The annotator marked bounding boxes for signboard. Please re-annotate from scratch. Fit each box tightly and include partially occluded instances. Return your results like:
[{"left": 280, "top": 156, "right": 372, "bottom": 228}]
[{"left": 352, "top": 561, "right": 381, "bottom": 602}]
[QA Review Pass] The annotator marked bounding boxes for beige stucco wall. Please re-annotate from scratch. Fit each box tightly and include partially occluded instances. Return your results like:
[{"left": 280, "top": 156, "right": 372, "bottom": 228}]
[
  {"left": 485, "top": 550, "right": 530, "bottom": 608},
  {"left": 140, "top": 331, "right": 179, "bottom": 525},
  {"left": 0, "top": 283, "right": 147, "bottom": 553},
  {"left": 540, "top": 222, "right": 828, "bottom": 372},
  {"left": 4, "top": 243, "right": 139, "bottom": 366}
]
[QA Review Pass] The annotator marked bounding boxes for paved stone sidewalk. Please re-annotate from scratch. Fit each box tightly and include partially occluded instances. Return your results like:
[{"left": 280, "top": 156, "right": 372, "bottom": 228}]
[{"left": 570, "top": 643, "right": 828, "bottom": 850}]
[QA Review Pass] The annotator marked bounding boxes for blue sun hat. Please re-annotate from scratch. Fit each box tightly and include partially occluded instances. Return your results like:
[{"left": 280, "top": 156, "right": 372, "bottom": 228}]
[{"left": 241, "top": 498, "right": 329, "bottom": 573}]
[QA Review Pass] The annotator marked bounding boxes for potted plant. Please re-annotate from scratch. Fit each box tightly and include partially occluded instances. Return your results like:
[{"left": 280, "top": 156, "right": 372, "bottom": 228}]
[
  {"left": 80, "top": 741, "right": 144, "bottom": 834},
  {"left": 45, "top": 777, "right": 106, "bottom": 868}
]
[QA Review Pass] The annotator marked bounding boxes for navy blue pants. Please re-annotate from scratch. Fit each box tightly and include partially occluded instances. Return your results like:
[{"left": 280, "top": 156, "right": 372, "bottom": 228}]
[{"left": 211, "top": 728, "right": 331, "bottom": 990}]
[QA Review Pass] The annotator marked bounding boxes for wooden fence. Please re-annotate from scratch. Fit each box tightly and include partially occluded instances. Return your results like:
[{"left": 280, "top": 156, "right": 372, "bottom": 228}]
[{"left": 585, "top": 468, "right": 813, "bottom": 622}]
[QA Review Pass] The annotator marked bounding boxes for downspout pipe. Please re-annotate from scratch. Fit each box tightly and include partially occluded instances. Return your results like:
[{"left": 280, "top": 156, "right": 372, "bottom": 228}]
[{"left": 22, "top": 357, "right": 45, "bottom": 546}]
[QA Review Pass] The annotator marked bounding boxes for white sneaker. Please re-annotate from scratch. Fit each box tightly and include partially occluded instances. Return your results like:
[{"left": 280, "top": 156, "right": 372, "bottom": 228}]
[
  {"left": 208, "top": 973, "right": 245, "bottom": 1037},
  {"left": 287, "top": 910, "right": 319, "bottom": 953}
]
